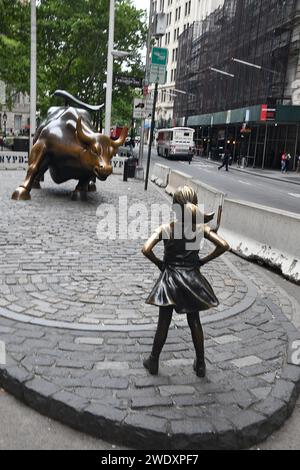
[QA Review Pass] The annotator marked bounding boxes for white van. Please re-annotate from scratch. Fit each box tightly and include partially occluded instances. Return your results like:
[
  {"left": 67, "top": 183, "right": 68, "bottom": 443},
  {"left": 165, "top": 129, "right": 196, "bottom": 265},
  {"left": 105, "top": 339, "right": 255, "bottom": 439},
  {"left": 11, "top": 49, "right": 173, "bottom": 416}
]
[{"left": 156, "top": 127, "right": 195, "bottom": 160}]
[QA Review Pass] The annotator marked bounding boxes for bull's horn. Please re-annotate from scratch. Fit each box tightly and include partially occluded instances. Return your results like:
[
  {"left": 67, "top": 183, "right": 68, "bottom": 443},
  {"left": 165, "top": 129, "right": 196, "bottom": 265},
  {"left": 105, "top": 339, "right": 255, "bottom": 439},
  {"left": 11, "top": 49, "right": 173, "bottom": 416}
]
[
  {"left": 111, "top": 127, "right": 128, "bottom": 148},
  {"left": 76, "top": 117, "right": 95, "bottom": 145}
]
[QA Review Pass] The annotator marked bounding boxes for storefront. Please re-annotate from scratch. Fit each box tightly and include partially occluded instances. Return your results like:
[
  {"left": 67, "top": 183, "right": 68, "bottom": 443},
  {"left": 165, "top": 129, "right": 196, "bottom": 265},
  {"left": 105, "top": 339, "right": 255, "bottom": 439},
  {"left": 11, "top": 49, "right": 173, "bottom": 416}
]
[{"left": 187, "top": 105, "right": 300, "bottom": 170}]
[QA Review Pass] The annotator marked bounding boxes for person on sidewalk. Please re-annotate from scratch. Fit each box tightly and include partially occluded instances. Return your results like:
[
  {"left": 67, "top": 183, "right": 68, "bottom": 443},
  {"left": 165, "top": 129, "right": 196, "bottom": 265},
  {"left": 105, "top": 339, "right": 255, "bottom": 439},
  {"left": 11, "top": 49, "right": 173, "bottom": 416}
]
[
  {"left": 218, "top": 149, "right": 230, "bottom": 172},
  {"left": 281, "top": 152, "right": 287, "bottom": 173},
  {"left": 285, "top": 153, "right": 292, "bottom": 173},
  {"left": 297, "top": 155, "right": 300, "bottom": 173},
  {"left": 142, "top": 186, "right": 229, "bottom": 378}
]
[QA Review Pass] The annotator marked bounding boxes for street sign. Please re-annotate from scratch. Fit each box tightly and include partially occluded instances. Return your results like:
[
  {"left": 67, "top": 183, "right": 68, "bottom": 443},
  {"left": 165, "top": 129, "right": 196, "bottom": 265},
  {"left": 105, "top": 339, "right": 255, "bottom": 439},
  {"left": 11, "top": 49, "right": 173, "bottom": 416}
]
[
  {"left": 133, "top": 97, "right": 154, "bottom": 119},
  {"left": 151, "top": 47, "right": 168, "bottom": 67},
  {"left": 115, "top": 75, "right": 143, "bottom": 88},
  {"left": 150, "top": 47, "right": 168, "bottom": 85},
  {"left": 260, "top": 104, "right": 276, "bottom": 121},
  {"left": 143, "top": 85, "right": 149, "bottom": 97},
  {"left": 133, "top": 98, "right": 145, "bottom": 119},
  {"left": 144, "top": 97, "right": 154, "bottom": 118},
  {"left": 149, "top": 65, "right": 167, "bottom": 85}
]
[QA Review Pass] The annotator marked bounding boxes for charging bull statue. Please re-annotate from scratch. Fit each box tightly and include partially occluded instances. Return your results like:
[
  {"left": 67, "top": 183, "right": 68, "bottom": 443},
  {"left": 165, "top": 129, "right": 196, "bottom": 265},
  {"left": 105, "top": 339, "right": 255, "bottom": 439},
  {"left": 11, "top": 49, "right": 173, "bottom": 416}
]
[{"left": 12, "top": 91, "right": 127, "bottom": 201}]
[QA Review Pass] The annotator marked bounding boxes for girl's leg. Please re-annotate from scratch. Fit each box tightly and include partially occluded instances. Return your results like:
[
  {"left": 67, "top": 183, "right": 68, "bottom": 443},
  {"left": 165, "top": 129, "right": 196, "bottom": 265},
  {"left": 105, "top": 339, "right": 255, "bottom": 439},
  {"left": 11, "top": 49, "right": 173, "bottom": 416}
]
[
  {"left": 187, "top": 312, "right": 206, "bottom": 378},
  {"left": 143, "top": 306, "right": 173, "bottom": 375}
]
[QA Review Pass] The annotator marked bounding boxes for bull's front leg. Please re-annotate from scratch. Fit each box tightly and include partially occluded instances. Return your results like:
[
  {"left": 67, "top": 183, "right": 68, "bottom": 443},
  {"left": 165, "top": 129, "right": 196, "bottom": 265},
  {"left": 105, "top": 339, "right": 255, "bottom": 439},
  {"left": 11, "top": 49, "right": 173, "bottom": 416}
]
[
  {"left": 71, "top": 179, "right": 89, "bottom": 201},
  {"left": 12, "top": 142, "right": 46, "bottom": 201}
]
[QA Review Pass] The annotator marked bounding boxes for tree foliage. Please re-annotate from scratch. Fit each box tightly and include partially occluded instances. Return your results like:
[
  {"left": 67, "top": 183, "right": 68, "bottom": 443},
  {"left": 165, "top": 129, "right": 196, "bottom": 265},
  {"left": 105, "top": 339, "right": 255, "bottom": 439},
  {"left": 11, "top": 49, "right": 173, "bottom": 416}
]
[{"left": 0, "top": 0, "right": 147, "bottom": 125}]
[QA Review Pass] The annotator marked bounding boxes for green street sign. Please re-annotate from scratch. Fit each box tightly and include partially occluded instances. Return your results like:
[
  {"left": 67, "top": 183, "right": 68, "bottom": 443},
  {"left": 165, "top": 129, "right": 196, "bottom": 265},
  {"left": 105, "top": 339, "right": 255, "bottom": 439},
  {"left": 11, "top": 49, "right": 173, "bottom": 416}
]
[{"left": 151, "top": 47, "right": 168, "bottom": 67}]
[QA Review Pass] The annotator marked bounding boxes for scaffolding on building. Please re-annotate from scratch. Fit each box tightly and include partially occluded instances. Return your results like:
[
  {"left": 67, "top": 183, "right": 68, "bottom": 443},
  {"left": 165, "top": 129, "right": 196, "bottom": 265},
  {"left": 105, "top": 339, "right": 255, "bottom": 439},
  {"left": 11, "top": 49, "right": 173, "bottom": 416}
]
[{"left": 174, "top": 0, "right": 298, "bottom": 120}]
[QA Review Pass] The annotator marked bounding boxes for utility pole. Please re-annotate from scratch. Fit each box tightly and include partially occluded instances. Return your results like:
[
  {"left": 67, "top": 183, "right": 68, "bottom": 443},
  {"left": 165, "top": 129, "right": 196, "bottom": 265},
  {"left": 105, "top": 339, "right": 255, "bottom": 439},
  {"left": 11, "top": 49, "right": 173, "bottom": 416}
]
[
  {"left": 138, "top": 0, "right": 154, "bottom": 168},
  {"left": 144, "top": 82, "right": 158, "bottom": 191},
  {"left": 30, "top": 0, "right": 37, "bottom": 151},
  {"left": 105, "top": 0, "right": 115, "bottom": 136}
]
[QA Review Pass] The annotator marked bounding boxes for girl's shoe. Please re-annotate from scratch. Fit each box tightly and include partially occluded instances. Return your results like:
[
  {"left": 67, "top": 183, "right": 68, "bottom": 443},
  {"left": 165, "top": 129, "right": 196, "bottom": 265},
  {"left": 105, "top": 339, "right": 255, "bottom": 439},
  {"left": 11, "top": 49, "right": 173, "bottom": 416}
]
[
  {"left": 143, "top": 355, "right": 159, "bottom": 375},
  {"left": 193, "top": 359, "right": 206, "bottom": 378}
]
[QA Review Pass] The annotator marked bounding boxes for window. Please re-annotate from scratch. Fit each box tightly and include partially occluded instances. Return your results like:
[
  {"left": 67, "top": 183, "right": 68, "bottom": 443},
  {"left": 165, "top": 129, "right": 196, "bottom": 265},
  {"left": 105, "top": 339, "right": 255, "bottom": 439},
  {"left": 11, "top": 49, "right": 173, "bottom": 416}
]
[{"left": 14, "top": 115, "right": 22, "bottom": 132}]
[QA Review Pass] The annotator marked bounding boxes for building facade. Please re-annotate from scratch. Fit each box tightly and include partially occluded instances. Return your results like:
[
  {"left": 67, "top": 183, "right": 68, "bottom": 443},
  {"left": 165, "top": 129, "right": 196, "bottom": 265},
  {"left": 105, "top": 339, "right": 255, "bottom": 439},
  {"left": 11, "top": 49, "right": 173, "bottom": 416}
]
[
  {"left": 174, "top": 0, "right": 300, "bottom": 170},
  {"left": 0, "top": 80, "right": 30, "bottom": 137},
  {"left": 150, "top": 0, "right": 224, "bottom": 127}
]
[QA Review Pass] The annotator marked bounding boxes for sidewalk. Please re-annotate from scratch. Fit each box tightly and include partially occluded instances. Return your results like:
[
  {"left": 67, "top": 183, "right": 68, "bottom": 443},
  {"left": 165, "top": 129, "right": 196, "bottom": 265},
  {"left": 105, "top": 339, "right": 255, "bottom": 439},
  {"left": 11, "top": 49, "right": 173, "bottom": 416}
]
[{"left": 0, "top": 171, "right": 300, "bottom": 449}]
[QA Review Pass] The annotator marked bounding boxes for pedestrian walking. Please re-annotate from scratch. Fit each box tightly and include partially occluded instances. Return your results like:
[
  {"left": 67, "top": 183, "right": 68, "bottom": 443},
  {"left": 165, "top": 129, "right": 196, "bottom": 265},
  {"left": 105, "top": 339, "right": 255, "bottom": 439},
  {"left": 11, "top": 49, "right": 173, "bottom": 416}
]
[
  {"left": 285, "top": 153, "right": 292, "bottom": 173},
  {"left": 142, "top": 186, "right": 229, "bottom": 378},
  {"left": 218, "top": 148, "right": 230, "bottom": 172},
  {"left": 297, "top": 155, "right": 300, "bottom": 173},
  {"left": 281, "top": 152, "right": 287, "bottom": 173}
]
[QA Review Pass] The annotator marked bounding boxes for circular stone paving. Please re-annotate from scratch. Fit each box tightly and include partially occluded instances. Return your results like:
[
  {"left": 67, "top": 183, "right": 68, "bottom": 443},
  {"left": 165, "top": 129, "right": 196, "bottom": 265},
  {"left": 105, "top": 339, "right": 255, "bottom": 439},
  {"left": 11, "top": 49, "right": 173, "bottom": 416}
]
[
  {"left": 0, "top": 173, "right": 254, "bottom": 331},
  {"left": 0, "top": 171, "right": 300, "bottom": 450}
]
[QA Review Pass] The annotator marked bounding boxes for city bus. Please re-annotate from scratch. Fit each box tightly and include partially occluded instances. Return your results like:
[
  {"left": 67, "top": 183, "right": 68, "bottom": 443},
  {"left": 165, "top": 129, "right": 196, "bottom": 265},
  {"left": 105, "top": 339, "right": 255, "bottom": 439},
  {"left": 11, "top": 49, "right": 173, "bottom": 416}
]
[{"left": 156, "top": 127, "right": 195, "bottom": 160}]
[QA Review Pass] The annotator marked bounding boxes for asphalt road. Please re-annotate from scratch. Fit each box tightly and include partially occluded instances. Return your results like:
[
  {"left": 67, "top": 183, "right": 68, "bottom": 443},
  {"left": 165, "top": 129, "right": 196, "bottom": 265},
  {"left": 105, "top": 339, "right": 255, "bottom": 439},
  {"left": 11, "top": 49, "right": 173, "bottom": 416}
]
[{"left": 146, "top": 151, "right": 300, "bottom": 215}]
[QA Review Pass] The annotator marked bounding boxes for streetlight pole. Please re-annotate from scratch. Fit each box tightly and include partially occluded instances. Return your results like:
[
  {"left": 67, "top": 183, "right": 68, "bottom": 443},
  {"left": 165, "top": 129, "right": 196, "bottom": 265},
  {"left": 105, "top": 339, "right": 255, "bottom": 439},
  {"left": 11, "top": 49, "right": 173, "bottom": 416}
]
[
  {"left": 3, "top": 112, "right": 7, "bottom": 139},
  {"left": 144, "top": 81, "right": 158, "bottom": 191},
  {"left": 30, "top": 0, "right": 37, "bottom": 151},
  {"left": 105, "top": 0, "right": 115, "bottom": 136},
  {"left": 138, "top": 0, "right": 154, "bottom": 169}
]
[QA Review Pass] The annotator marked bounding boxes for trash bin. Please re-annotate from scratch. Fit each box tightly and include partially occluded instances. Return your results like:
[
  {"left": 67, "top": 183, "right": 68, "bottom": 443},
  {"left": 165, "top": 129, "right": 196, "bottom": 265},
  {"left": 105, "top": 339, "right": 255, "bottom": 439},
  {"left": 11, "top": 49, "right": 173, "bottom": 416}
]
[
  {"left": 127, "top": 157, "right": 138, "bottom": 178},
  {"left": 13, "top": 138, "right": 29, "bottom": 152}
]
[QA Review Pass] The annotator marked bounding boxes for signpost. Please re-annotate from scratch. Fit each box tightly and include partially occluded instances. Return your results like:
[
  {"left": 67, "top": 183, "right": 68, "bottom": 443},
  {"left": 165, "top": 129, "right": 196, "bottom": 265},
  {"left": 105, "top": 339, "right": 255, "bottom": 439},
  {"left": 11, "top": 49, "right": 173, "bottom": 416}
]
[
  {"left": 133, "top": 98, "right": 145, "bottom": 119},
  {"left": 151, "top": 47, "right": 168, "bottom": 66},
  {"left": 149, "top": 47, "right": 168, "bottom": 85},
  {"left": 115, "top": 76, "right": 143, "bottom": 88}
]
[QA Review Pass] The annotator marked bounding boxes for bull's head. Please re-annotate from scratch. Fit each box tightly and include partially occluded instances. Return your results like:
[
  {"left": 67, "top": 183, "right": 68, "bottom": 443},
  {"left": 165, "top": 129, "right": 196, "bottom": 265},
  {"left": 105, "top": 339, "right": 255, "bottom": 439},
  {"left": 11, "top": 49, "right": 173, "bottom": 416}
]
[{"left": 76, "top": 118, "right": 128, "bottom": 181}]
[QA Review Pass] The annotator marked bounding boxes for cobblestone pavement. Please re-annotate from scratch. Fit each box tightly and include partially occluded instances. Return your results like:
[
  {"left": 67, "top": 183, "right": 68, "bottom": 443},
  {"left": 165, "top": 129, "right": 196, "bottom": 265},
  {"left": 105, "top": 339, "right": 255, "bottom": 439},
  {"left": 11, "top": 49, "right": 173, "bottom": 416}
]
[{"left": 0, "top": 171, "right": 300, "bottom": 449}]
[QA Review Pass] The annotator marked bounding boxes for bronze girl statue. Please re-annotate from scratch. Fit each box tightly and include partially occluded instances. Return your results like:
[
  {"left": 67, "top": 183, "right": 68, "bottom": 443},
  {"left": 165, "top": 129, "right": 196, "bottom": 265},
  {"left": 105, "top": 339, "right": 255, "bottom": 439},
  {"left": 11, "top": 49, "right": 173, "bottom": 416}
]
[{"left": 142, "top": 186, "right": 229, "bottom": 378}]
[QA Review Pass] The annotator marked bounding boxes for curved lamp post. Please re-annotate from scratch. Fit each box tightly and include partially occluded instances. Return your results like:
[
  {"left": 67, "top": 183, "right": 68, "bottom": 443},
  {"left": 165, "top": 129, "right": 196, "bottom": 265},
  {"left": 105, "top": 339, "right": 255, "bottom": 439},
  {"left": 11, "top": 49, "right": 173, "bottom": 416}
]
[{"left": 3, "top": 112, "right": 7, "bottom": 138}]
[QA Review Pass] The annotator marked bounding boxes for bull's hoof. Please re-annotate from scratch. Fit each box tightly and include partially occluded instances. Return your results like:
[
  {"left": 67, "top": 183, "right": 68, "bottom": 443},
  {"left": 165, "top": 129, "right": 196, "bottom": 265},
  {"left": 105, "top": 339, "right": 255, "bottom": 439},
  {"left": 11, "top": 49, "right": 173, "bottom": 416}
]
[
  {"left": 88, "top": 182, "right": 97, "bottom": 192},
  {"left": 32, "top": 180, "right": 41, "bottom": 189},
  {"left": 71, "top": 190, "right": 88, "bottom": 202},
  {"left": 11, "top": 187, "right": 31, "bottom": 201}
]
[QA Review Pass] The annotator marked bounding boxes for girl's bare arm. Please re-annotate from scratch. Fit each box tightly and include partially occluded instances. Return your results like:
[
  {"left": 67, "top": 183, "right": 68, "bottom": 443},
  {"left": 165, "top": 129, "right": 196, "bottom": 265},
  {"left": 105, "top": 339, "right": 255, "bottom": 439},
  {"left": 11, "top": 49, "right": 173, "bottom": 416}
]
[
  {"left": 201, "top": 226, "right": 230, "bottom": 266},
  {"left": 142, "top": 225, "right": 166, "bottom": 271}
]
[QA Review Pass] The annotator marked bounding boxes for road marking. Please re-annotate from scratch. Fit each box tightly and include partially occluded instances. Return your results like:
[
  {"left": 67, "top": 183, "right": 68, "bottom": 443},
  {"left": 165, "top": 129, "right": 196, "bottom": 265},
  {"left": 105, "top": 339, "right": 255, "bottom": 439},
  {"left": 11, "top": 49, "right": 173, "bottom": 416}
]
[
  {"left": 288, "top": 193, "right": 300, "bottom": 198},
  {"left": 238, "top": 180, "right": 251, "bottom": 186}
]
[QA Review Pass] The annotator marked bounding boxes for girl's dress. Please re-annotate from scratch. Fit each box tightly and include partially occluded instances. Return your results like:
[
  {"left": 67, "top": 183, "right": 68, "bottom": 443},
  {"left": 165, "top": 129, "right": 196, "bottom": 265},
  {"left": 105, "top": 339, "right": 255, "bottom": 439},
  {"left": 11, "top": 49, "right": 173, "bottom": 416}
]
[{"left": 146, "top": 230, "right": 219, "bottom": 314}]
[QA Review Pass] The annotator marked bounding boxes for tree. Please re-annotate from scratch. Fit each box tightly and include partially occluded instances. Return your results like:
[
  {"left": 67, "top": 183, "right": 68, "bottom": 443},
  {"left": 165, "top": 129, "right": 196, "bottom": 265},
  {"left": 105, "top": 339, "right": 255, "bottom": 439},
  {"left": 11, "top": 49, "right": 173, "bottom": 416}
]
[
  {"left": 0, "top": 0, "right": 147, "bottom": 125},
  {"left": 0, "top": 0, "right": 30, "bottom": 107}
]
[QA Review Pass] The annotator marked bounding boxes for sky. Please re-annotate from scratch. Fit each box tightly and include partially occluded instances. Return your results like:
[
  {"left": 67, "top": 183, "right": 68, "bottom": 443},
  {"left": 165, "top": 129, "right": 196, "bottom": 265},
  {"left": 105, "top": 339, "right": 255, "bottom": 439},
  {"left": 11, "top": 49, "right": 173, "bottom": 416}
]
[{"left": 133, "top": 0, "right": 150, "bottom": 11}]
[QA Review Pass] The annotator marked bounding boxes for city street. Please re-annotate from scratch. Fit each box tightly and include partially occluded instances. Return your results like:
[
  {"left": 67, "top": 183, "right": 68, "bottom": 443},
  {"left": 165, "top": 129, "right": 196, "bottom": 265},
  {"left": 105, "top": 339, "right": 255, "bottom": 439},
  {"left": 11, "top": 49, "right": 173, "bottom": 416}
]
[{"left": 146, "top": 151, "right": 300, "bottom": 215}]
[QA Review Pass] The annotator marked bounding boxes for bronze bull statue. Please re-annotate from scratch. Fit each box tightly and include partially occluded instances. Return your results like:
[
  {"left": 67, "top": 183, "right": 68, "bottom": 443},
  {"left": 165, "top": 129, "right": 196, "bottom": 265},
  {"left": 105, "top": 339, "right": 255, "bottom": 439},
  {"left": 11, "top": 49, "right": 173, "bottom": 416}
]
[{"left": 12, "top": 92, "right": 127, "bottom": 201}]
